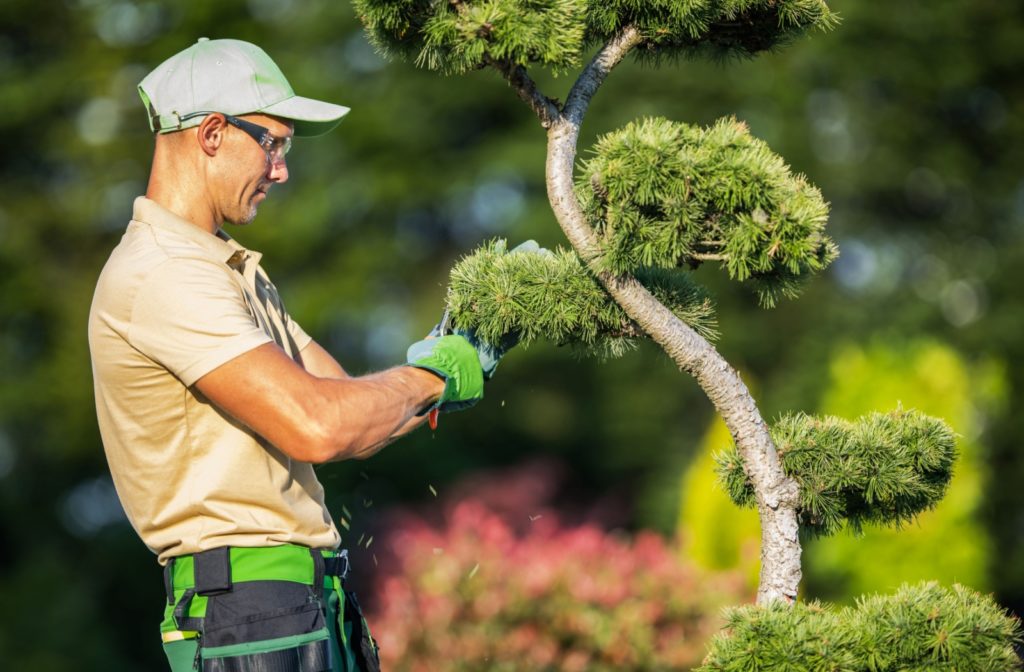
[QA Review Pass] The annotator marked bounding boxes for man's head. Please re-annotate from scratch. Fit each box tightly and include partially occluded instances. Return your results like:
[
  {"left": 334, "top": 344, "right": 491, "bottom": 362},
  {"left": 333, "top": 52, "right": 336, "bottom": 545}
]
[
  {"left": 139, "top": 38, "right": 348, "bottom": 227},
  {"left": 164, "top": 111, "right": 293, "bottom": 226}
]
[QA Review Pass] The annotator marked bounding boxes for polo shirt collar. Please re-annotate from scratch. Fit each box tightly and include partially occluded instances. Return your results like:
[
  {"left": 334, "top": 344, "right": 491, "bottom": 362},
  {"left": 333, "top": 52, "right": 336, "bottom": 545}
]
[{"left": 131, "top": 197, "right": 263, "bottom": 272}]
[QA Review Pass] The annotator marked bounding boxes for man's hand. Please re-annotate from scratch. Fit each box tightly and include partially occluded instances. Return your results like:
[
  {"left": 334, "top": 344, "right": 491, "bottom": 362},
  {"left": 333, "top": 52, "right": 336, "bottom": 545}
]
[{"left": 406, "top": 334, "right": 485, "bottom": 413}]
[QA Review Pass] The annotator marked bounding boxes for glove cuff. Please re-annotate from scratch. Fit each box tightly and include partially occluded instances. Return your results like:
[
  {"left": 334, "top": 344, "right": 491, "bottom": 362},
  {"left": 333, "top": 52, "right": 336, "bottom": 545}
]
[{"left": 404, "top": 363, "right": 450, "bottom": 415}]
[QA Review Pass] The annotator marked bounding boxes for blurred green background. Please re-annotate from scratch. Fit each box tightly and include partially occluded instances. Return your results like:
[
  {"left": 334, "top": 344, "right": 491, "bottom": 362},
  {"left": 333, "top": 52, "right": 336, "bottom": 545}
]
[{"left": 1, "top": 0, "right": 1022, "bottom": 668}]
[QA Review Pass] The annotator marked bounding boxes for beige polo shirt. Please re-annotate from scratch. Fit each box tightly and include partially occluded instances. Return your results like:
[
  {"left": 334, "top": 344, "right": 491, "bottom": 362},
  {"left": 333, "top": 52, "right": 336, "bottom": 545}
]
[{"left": 89, "top": 197, "right": 340, "bottom": 564}]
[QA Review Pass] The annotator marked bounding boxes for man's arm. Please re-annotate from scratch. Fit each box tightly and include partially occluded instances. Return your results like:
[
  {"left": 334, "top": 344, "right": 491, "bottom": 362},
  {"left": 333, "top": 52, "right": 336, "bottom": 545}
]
[
  {"left": 297, "top": 339, "right": 348, "bottom": 379},
  {"left": 297, "top": 339, "right": 430, "bottom": 447},
  {"left": 195, "top": 342, "right": 444, "bottom": 463}
]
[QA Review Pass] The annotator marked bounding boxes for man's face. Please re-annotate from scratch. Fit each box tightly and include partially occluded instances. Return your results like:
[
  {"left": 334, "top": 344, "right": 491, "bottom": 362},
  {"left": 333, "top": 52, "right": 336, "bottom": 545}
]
[{"left": 214, "top": 114, "right": 293, "bottom": 226}]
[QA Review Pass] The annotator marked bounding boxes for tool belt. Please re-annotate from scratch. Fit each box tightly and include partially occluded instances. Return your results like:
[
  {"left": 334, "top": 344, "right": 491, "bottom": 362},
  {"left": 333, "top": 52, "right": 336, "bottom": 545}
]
[{"left": 161, "top": 545, "right": 379, "bottom": 672}]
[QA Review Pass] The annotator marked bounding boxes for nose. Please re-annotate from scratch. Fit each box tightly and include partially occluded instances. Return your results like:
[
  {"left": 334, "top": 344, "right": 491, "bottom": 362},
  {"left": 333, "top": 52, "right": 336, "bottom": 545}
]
[{"left": 267, "top": 155, "right": 289, "bottom": 184}]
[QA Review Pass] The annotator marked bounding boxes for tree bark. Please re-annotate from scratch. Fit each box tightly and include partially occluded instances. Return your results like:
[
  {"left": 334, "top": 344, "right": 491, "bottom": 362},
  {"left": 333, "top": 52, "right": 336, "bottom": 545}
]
[{"left": 540, "top": 28, "right": 803, "bottom": 605}]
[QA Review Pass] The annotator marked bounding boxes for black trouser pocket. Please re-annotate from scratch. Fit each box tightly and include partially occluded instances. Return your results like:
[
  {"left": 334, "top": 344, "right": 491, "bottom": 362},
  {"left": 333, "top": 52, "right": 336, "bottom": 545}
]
[{"left": 199, "top": 581, "right": 331, "bottom": 672}]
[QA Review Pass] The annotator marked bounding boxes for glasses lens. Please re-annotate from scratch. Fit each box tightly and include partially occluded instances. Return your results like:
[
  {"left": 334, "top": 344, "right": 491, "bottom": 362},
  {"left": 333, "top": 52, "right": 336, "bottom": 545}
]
[
  {"left": 221, "top": 114, "right": 290, "bottom": 164},
  {"left": 275, "top": 137, "right": 292, "bottom": 161},
  {"left": 262, "top": 135, "right": 291, "bottom": 163}
]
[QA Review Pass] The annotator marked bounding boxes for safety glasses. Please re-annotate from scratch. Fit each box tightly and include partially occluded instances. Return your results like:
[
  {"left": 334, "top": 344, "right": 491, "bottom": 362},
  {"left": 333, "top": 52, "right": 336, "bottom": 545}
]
[{"left": 178, "top": 111, "right": 292, "bottom": 163}]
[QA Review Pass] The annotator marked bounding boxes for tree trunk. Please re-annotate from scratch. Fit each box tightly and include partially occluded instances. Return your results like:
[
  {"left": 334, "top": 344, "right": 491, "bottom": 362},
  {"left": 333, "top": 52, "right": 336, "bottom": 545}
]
[{"left": 540, "top": 29, "right": 803, "bottom": 605}]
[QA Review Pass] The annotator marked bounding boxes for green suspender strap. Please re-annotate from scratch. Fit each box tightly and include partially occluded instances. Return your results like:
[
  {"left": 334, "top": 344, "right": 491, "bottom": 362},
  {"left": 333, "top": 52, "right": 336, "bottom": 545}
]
[
  {"left": 329, "top": 574, "right": 379, "bottom": 671},
  {"left": 160, "top": 545, "right": 379, "bottom": 672}
]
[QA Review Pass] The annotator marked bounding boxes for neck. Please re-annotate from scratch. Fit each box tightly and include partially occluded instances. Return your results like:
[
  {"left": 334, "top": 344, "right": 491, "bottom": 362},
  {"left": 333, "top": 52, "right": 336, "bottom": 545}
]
[{"left": 145, "top": 134, "right": 222, "bottom": 235}]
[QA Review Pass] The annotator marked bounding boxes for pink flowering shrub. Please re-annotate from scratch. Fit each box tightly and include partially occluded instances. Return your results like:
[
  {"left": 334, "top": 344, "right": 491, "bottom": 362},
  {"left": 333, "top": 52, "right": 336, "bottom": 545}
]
[{"left": 366, "top": 480, "right": 749, "bottom": 671}]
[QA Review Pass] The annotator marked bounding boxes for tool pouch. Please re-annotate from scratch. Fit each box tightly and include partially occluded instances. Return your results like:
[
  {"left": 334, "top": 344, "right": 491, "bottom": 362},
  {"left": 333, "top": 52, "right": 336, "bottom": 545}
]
[
  {"left": 173, "top": 548, "right": 332, "bottom": 672},
  {"left": 199, "top": 581, "right": 330, "bottom": 672}
]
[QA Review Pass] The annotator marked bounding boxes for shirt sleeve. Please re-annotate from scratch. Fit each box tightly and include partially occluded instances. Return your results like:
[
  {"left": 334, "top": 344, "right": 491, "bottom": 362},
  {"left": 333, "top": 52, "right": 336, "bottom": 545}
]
[
  {"left": 284, "top": 311, "right": 313, "bottom": 354},
  {"left": 129, "top": 257, "right": 273, "bottom": 386}
]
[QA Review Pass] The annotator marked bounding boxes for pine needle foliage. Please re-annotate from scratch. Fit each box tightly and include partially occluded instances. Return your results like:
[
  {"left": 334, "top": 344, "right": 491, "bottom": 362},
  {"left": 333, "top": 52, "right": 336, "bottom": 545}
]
[
  {"left": 578, "top": 116, "right": 836, "bottom": 307},
  {"left": 352, "top": 0, "right": 587, "bottom": 74},
  {"left": 352, "top": 0, "right": 835, "bottom": 75},
  {"left": 717, "top": 408, "right": 957, "bottom": 537},
  {"left": 585, "top": 0, "right": 838, "bottom": 63},
  {"left": 699, "top": 582, "right": 1023, "bottom": 671},
  {"left": 445, "top": 239, "right": 718, "bottom": 358}
]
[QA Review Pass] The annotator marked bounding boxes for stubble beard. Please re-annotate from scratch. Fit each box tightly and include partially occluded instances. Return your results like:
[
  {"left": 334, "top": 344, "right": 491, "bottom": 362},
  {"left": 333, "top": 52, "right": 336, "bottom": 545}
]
[
  {"left": 226, "top": 199, "right": 259, "bottom": 227},
  {"left": 237, "top": 204, "right": 258, "bottom": 226}
]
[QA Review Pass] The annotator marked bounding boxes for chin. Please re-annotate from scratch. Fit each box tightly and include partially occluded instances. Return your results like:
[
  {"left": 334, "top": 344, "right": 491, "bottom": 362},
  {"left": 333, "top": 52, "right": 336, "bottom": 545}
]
[{"left": 227, "top": 207, "right": 259, "bottom": 227}]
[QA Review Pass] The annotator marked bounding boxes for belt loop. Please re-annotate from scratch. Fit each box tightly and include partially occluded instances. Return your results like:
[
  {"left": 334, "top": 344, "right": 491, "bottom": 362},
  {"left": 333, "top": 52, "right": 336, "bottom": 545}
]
[
  {"left": 163, "top": 557, "right": 176, "bottom": 605},
  {"left": 310, "top": 547, "right": 325, "bottom": 592}
]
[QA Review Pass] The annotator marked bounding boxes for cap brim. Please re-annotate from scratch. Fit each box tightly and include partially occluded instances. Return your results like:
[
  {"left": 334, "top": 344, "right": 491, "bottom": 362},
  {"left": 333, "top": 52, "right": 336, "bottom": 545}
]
[{"left": 260, "top": 95, "right": 350, "bottom": 137}]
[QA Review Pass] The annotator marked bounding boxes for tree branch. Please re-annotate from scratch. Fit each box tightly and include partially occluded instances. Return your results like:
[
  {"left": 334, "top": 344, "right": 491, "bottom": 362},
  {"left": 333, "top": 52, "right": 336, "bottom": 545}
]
[
  {"left": 485, "top": 56, "right": 560, "bottom": 128},
  {"left": 563, "top": 26, "right": 645, "bottom": 129},
  {"left": 545, "top": 26, "right": 802, "bottom": 606}
]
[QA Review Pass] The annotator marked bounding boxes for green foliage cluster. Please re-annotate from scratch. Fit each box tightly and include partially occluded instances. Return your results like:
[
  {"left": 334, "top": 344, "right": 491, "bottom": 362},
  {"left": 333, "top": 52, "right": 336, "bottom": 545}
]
[
  {"left": 803, "top": 342, "right": 999, "bottom": 601},
  {"left": 352, "top": 0, "right": 586, "bottom": 74},
  {"left": 586, "top": 0, "right": 837, "bottom": 60},
  {"left": 717, "top": 408, "right": 957, "bottom": 537},
  {"left": 352, "top": 0, "right": 836, "bottom": 75},
  {"left": 446, "top": 239, "right": 717, "bottom": 357},
  {"left": 699, "top": 582, "right": 1022, "bottom": 671},
  {"left": 579, "top": 116, "right": 836, "bottom": 307}
]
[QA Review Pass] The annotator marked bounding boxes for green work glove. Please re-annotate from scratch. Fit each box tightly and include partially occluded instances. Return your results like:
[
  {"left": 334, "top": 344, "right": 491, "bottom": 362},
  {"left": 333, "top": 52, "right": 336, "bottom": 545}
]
[
  {"left": 428, "top": 316, "right": 515, "bottom": 381},
  {"left": 453, "top": 328, "right": 517, "bottom": 380},
  {"left": 406, "top": 334, "right": 485, "bottom": 413}
]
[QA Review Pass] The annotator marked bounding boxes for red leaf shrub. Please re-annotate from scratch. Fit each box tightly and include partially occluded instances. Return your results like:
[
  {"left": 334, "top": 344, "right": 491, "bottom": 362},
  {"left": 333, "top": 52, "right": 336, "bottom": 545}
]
[{"left": 366, "top": 495, "right": 750, "bottom": 671}]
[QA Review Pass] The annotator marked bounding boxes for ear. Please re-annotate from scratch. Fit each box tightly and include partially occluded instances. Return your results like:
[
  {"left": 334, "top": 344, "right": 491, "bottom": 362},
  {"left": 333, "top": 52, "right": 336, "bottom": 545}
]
[{"left": 196, "top": 114, "right": 227, "bottom": 157}]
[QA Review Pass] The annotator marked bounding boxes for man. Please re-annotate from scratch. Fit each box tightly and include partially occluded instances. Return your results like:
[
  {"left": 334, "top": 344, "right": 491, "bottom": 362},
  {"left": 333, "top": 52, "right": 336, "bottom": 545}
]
[{"left": 89, "top": 38, "right": 499, "bottom": 672}]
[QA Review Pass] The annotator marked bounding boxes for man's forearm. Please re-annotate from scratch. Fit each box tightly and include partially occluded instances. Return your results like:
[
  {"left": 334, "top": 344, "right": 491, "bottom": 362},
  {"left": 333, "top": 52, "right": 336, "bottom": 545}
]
[
  {"left": 337, "top": 413, "right": 426, "bottom": 461},
  {"left": 308, "top": 365, "right": 444, "bottom": 462},
  {"left": 300, "top": 339, "right": 432, "bottom": 459},
  {"left": 195, "top": 343, "right": 444, "bottom": 464}
]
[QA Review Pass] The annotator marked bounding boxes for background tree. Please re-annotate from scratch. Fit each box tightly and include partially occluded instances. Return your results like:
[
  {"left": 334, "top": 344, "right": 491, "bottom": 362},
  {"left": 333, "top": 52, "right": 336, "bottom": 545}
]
[{"left": 353, "top": 0, "right": 1022, "bottom": 666}]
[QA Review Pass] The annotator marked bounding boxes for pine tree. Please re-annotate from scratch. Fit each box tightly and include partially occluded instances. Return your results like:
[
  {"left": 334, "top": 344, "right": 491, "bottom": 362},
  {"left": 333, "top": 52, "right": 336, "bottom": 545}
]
[{"left": 352, "top": 1, "right": 1021, "bottom": 667}]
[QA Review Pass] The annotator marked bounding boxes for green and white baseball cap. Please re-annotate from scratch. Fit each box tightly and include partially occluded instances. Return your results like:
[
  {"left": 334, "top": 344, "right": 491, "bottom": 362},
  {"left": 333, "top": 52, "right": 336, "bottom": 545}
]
[{"left": 139, "top": 37, "right": 350, "bottom": 137}]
